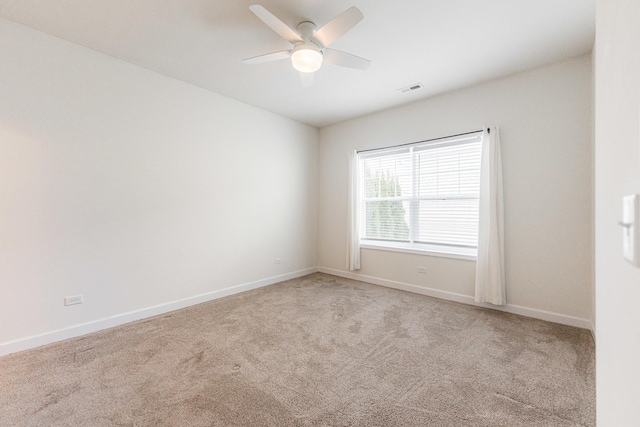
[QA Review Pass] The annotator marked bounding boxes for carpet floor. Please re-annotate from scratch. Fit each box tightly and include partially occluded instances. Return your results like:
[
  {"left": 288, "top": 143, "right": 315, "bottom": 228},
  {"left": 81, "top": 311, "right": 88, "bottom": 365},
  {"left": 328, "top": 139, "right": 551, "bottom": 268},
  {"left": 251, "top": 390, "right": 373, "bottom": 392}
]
[{"left": 0, "top": 273, "right": 595, "bottom": 426}]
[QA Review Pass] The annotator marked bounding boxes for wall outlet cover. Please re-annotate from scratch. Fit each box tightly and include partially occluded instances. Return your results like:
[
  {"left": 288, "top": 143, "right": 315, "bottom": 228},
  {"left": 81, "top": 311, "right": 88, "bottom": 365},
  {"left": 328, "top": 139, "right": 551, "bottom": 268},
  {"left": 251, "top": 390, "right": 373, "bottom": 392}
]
[{"left": 64, "top": 295, "right": 83, "bottom": 306}]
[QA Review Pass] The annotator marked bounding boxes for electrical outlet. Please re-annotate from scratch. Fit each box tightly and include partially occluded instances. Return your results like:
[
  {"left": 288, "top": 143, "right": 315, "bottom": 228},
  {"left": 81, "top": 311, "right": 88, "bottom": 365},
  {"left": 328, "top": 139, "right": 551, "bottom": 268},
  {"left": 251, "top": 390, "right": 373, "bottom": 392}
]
[
  {"left": 64, "top": 295, "right": 83, "bottom": 306},
  {"left": 417, "top": 267, "right": 427, "bottom": 274},
  {"left": 274, "top": 258, "right": 282, "bottom": 265}
]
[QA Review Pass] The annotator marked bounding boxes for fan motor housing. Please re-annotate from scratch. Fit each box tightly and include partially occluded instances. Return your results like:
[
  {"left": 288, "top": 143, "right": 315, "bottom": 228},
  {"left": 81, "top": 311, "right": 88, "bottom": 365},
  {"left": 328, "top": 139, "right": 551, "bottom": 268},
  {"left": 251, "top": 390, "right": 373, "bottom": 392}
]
[{"left": 297, "top": 21, "right": 318, "bottom": 41}]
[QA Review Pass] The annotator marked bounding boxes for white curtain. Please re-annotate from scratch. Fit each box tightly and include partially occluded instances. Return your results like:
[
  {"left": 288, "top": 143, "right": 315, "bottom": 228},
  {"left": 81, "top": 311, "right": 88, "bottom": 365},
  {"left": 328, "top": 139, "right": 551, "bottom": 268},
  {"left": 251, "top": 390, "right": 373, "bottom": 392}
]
[
  {"left": 475, "top": 126, "right": 505, "bottom": 305},
  {"left": 347, "top": 150, "right": 361, "bottom": 270}
]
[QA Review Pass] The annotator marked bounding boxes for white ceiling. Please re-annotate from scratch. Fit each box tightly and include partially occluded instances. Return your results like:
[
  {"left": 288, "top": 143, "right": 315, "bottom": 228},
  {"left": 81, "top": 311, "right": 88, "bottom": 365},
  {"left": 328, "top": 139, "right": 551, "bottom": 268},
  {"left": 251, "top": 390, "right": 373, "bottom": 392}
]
[{"left": 0, "top": 0, "right": 595, "bottom": 128}]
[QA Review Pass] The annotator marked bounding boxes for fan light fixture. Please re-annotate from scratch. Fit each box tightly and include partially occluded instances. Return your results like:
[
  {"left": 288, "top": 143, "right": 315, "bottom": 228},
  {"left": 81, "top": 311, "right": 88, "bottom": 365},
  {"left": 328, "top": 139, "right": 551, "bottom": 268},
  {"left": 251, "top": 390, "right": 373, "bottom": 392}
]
[
  {"left": 243, "top": 5, "right": 371, "bottom": 86},
  {"left": 291, "top": 44, "right": 323, "bottom": 73}
]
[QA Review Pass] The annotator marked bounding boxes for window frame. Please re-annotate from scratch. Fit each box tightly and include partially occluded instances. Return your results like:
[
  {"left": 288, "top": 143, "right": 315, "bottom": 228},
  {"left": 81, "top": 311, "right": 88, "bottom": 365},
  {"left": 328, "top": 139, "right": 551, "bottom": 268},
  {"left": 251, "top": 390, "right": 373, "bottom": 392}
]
[{"left": 357, "top": 131, "right": 483, "bottom": 260}]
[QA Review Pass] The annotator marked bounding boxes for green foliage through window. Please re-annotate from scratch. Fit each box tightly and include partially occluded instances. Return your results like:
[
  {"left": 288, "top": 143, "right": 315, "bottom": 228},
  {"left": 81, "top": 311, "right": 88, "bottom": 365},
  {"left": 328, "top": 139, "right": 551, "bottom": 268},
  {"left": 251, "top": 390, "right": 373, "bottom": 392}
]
[{"left": 364, "top": 170, "right": 409, "bottom": 241}]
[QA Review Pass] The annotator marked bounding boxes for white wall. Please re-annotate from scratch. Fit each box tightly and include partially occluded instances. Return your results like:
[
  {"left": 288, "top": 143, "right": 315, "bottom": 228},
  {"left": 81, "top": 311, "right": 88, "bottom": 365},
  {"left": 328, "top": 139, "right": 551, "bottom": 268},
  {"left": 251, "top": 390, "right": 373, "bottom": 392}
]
[
  {"left": 594, "top": 0, "right": 640, "bottom": 424},
  {"left": 318, "top": 54, "right": 593, "bottom": 324},
  {"left": 0, "top": 19, "right": 318, "bottom": 353}
]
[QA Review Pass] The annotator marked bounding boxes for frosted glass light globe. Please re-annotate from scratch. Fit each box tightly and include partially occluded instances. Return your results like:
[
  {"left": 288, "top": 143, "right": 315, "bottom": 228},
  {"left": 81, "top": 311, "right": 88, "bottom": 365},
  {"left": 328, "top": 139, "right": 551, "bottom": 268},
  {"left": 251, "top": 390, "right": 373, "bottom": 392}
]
[{"left": 291, "top": 45, "right": 323, "bottom": 73}]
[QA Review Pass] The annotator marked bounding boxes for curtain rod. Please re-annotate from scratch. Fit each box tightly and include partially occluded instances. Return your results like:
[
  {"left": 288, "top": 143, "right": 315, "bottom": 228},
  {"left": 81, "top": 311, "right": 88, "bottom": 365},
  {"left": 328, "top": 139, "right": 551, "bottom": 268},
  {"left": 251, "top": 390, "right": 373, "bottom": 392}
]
[{"left": 356, "top": 129, "right": 486, "bottom": 154}]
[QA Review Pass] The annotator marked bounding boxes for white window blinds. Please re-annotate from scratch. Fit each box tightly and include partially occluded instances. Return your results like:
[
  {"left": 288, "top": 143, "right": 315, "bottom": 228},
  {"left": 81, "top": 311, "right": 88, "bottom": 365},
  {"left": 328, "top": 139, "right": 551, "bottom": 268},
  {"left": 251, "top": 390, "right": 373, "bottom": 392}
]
[
  {"left": 358, "top": 132, "right": 483, "bottom": 251},
  {"left": 360, "top": 148, "right": 412, "bottom": 242}
]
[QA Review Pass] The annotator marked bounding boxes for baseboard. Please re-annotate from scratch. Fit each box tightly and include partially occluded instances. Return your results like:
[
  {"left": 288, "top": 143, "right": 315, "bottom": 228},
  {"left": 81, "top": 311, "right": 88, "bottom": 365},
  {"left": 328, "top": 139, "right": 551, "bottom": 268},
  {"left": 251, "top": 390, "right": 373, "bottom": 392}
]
[
  {"left": 318, "top": 267, "right": 592, "bottom": 330},
  {"left": 1, "top": 266, "right": 591, "bottom": 357},
  {"left": 0, "top": 267, "right": 318, "bottom": 357}
]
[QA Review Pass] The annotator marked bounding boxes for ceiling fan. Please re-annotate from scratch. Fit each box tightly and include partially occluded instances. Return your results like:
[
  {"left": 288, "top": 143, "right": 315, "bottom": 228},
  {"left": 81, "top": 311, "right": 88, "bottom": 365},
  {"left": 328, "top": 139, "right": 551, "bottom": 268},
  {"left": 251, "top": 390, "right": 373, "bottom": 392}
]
[{"left": 243, "top": 5, "right": 371, "bottom": 87}]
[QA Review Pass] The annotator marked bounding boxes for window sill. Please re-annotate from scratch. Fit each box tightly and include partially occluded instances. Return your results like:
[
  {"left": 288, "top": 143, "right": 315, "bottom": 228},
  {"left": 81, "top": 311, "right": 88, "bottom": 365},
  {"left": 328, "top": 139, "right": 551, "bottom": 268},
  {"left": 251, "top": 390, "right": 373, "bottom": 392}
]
[{"left": 360, "top": 241, "right": 477, "bottom": 261}]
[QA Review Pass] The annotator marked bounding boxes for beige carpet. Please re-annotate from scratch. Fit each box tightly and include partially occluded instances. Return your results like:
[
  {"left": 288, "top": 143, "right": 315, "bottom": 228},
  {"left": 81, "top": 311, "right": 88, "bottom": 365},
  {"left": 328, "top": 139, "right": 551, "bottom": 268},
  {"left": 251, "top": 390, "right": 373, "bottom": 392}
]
[{"left": 0, "top": 273, "right": 594, "bottom": 426}]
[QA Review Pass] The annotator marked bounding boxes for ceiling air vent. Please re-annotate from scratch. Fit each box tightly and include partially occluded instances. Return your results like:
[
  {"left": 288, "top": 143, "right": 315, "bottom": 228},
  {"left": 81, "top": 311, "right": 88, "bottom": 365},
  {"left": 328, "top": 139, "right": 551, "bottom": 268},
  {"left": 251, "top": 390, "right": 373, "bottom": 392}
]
[{"left": 397, "top": 83, "right": 423, "bottom": 94}]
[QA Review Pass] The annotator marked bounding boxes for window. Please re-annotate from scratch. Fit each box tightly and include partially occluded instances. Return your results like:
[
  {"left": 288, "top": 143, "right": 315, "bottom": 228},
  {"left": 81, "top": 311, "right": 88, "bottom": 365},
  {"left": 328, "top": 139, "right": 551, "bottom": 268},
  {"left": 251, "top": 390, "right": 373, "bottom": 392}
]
[{"left": 357, "top": 131, "right": 483, "bottom": 258}]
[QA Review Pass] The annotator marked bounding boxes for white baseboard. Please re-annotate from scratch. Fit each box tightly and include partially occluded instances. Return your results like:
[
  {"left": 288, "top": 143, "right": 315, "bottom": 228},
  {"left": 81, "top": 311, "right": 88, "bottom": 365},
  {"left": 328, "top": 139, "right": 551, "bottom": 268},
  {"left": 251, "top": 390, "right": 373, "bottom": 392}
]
[
  {"left": 0, "top": 267, "right": 318, "bottom": 357},
  {"left": 318, "top": 267, "right": 592, "bottom": 330},
  {"left": 1, "top": 266, "right": 592, "bottom": 357}
]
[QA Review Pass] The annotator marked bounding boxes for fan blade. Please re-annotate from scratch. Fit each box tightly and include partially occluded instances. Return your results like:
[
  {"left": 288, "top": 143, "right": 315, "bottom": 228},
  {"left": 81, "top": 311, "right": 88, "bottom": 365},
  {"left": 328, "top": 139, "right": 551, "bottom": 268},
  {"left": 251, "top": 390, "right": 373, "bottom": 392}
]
[
  {"left": 300, "top": 72, "right": 315, "bottom": 88},
  {"left": 249, "top": 5, "right": 302, "bottom": 44},
  {"left": 312, "top": 6, "right": 363, "bottom": 48},
  {"left": 323, "top": 48, "right": 371, "bottom": 70},
  {"left": 243, "top": 50, "right": 291, "bottom": 65}
]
